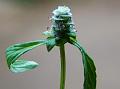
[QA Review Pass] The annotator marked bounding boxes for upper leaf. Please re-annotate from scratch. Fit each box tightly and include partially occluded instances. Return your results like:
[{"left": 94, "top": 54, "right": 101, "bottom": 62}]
[
  {"left": 6, "top": 40, "right": 46, "bottom": 73},
  {"left": 69, "top": 37, "right": 96, "bottom": 89}
]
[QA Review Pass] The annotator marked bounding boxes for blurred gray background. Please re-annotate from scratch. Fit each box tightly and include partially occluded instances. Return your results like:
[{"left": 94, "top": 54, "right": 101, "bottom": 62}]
[{"left": 0, "top": 0, "right": 120, "bottom": 89}]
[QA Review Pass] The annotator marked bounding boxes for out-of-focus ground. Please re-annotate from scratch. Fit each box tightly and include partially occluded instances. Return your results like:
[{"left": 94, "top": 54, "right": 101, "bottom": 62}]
[{"left": 0, "top": 0, "right": 120, "bottom": 89}]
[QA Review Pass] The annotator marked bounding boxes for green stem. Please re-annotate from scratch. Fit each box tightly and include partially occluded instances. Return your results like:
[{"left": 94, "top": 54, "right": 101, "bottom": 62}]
[{"left": 59, "top": 45, "right": 66, "bottom": 89}]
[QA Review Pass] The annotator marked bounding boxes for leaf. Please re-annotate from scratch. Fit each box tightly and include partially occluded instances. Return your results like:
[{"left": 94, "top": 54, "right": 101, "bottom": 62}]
[
  {"left": 69, "top": 37, "right": 96, "bottom": 89},
  {"left": 46, "top": 37, "right": 56, "bottom": 52},
  {"left": 6, "top": 40, "right": 46, "bottom": 72},
  {"left": 10, "top": 60, "right": 39, "bottom": 73}
]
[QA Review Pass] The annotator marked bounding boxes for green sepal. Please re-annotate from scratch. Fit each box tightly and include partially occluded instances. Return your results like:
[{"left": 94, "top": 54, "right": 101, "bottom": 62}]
[
  {"left": 46, "top": 37, "right": 56, "bottom": 52},
  {"left": 10, "top": 60, "right": 39, "bottom": 73},
  {"left": 69, "top": 37, "right": 96, "bottom": 89},
  {"left": 6, "top": 40, "right": 47, "bottom": 73},
  {"left": 67, "top": 31, "right": 76, "bottom": 39},
  {"left": 43, "top": 30, "right": 54, "bottom": 37}
]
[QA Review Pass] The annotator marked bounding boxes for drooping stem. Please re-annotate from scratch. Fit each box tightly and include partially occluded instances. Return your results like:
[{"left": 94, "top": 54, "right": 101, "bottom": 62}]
[{"left": 59, "top": 45, "right": 66, "bottom": 89}]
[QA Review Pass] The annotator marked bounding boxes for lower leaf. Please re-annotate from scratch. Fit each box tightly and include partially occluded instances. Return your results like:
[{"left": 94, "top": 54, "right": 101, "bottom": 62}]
[
  {"left": 69, "top": 37, "right": 96, "bottom": 89},
  {"left": 10, "top": 60, "right": 39, "bottom": 73},
  {"left": 6, "top": 40, "right": 47, "bottom": 73}
]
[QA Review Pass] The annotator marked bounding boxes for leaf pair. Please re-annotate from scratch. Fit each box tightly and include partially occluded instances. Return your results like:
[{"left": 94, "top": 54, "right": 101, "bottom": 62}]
[
  {"left": 6, "top": 36, "right": 60, "bottom": 73},
  {"left": 6, "top": 37, "right": 96, "bottom": 89},
  {"left": 6, "top": 40, "right": 47, "bottom": 73},
  {"left": 69, "top": 37, "right": 96, "bottom": 89}
]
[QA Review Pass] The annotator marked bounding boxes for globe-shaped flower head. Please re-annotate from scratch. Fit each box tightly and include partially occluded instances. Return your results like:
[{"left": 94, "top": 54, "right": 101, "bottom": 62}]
[{"left": 44, "top": 6, "right": 76, "bottom": 46}]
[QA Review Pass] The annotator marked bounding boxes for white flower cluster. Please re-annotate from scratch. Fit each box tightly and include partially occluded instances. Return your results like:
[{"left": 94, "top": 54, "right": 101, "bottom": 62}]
[{"left": 53, "top": 6, "right": 72, "bottom": 16}]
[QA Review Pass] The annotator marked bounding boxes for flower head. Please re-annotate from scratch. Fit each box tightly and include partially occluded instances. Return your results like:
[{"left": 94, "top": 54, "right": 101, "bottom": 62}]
[{"left": 43, "top": 6, "right": 76, "bottom": 46}]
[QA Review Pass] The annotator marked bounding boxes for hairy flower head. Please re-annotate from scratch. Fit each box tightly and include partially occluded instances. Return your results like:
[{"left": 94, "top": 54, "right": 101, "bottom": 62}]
[{"left": 43, "top": 6, "right": 76, "bottom": 45}]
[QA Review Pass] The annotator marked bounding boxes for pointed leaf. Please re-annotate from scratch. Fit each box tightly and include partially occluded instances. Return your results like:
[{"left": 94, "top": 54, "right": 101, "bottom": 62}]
[
  {"left": 6, "top": 40, "right": 46, "bottom": 72},
  {"left": 46, "top": 37, "right": 56, "bottom": 52},
  {"left": 69, "top": 37, "right": 96, "bottom": 89},
  {"left": 10, "top": 60, "right": 39, "bottom": 73}
]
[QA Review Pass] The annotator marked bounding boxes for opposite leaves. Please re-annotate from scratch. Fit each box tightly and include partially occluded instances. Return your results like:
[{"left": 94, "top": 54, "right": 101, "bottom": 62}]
[
  {"left": 6, "top": 40, "right": 46, "bottom": 73},
  {"left": 69, "top": 37, "right": 96, "bottom": 89}
]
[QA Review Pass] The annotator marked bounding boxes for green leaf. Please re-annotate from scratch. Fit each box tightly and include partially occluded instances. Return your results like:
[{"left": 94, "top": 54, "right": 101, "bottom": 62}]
[
  {"left": 46, "top": 37, "right": 56, "bottom": 52},
  {"left": 69, "top": 37, "right": 96, "bottom": 89},
  {"left": 10, "top": 60, "right": 39, "bottom": 73},
  {"left": 6, "top": 40, "right": 46, "bottom": 72}
]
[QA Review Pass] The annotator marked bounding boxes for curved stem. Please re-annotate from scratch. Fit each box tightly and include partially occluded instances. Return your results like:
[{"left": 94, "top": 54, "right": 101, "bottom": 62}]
[{"left": 59, "top": 45, "right": 66, "bottom": 89}]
